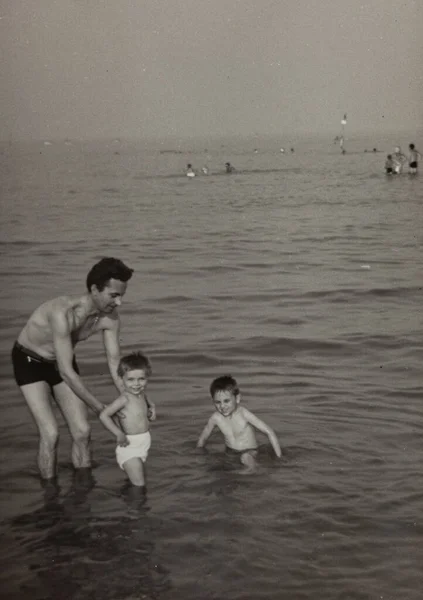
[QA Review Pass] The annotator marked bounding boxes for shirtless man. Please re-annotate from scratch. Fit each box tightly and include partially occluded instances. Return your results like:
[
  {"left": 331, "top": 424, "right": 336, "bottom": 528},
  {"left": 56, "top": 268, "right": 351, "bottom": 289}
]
[{"left": 11, "top": 257, "right": 136, "bottom": 480}]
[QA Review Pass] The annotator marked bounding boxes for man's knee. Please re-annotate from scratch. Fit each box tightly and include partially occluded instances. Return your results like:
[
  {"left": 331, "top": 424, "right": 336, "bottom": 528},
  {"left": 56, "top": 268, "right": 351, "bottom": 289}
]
[
  {"left": 39, "top": 426, "right": 59, "bottom": 450},
  {"left": 71, "top": 422, "right": 91, "bottom": 445}
]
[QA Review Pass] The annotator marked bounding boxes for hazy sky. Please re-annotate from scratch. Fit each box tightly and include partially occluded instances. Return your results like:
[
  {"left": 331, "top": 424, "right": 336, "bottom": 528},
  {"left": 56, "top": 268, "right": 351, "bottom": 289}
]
[{"left": 1, "top": 0, "right": 422, "bottom": 140}]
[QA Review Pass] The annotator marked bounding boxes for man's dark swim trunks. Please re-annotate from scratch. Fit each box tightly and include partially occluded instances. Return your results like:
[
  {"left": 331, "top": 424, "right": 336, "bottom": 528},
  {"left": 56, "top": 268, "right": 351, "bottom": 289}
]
[
  {"left": 409, "top": 161, "right": 418, "bottom": 169},
  {"left": 11, "top": 341, "right": 79, "bottom": 390}
]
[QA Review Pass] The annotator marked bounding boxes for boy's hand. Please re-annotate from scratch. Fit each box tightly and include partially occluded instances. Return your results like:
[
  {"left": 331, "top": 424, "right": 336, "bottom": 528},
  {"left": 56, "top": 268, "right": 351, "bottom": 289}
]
[
  {"left": 148, "top": 405, "right": 156, "bottom": 421},
  {"left": 116, "top": 432, "right": 129, "bottom": 447}
]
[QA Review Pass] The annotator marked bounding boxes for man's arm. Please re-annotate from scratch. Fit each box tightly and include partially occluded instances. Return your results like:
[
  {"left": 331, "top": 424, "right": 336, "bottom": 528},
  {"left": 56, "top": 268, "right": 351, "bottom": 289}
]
[
  {"left": 243, "top": 408, "right": 282, "bottom": 457},
  {"left": 197, "top": 415, "right": 217, "bottom": 448},
  {"left": 52, "top": 309, "right": 104, "bottom": 414},
  {"left": 102, "top": 318, "right": 123, "bottom": 393}
]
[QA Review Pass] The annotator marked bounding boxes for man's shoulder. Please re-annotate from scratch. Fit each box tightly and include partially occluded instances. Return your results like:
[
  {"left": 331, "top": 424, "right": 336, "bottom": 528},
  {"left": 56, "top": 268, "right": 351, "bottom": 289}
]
[
  {"left": 99, "top": 309, "right": 120, "bottom": 330},
  {"left": 39, "top": 295, "right": 73, "bottom": 317}
]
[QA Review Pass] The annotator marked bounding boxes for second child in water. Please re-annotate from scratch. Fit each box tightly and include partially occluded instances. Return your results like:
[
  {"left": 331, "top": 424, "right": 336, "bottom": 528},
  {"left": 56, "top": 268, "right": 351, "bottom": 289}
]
[
  {"left": 197, "top": 375, "right": 281, "bottom": 473},
  {"left": 100, "top": 352, "right": 155, "bottom": 488}
]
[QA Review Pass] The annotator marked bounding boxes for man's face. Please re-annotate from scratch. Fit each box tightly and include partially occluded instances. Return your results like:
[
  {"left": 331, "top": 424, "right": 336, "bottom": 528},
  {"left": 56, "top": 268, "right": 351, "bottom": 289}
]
[{"left": 93, "top": 278, "right": 127, "bottom": 312}]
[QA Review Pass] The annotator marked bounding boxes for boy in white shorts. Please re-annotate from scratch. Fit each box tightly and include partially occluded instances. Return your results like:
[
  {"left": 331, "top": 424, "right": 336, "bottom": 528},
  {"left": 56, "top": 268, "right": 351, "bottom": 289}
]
[{"left": 100, "top": 352, "right": 155, "bottom": 488}]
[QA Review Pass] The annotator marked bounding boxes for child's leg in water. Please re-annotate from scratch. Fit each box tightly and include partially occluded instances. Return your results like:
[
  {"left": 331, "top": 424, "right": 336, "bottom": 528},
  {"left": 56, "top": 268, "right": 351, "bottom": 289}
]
[
  {"left": 123, "top": 457, "right": 146, "bottom": 488},
  {"left": 239, "top": 450, "right": 258, "bottom": 474}
]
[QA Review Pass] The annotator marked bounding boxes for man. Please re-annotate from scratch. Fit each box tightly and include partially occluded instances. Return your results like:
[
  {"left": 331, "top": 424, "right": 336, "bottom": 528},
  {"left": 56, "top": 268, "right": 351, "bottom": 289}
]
[{"left": 11, "top": 257, "right": 147, "bottom": 480}]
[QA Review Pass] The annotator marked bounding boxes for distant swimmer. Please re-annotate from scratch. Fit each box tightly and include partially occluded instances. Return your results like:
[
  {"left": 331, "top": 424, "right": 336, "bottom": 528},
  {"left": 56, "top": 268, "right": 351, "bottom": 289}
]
[
  {"left": 225, "top": 162, "right": 235, "bottom": 173},
  {"left": 186, "top": 164, "right": 196, "bottom": 178},
  {"left": 392, "top": 147, "right": 407, "bottom": 174},
  {"left": 408, "top": 143, "right": 421, "bottom": 174},
  {"left": 385, "top": 154, "right": 394, "bottom": 175},
  {"left": 201, "top": 165, "right": 209, "bottom": 175}
]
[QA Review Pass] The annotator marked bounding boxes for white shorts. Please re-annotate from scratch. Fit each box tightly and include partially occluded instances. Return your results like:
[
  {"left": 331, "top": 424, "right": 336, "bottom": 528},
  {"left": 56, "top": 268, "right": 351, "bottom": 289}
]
[{"left": 116, "top": 431, "right": 151, "bottom": 470}]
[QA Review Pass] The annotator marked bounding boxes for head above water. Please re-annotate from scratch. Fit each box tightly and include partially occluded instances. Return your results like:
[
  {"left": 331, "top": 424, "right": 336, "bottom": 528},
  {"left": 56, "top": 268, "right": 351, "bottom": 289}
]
[
  {"left": 409, "top": 143, "right": 415, "bottom": 150},
  {"left": 394, "top": 146, "right": 401, "bottom": 153},
  {"left": 117, "top": 351, "right": 152, "bottom": 379},
  {"left": 210, "top": 374, "right": 240, "bottom": 398},
  {"left": 86, "top": 257, "right": 134, "bottom": 293}
]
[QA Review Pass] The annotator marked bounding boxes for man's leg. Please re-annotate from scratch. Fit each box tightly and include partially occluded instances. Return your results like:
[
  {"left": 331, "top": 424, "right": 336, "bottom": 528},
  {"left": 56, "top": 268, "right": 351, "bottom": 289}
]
[
  {"left": 53, "top": 382, "right": 92, "bottom": 470},
  {"left": 19, "top": 382, "right": 59, "bottom": 480}
]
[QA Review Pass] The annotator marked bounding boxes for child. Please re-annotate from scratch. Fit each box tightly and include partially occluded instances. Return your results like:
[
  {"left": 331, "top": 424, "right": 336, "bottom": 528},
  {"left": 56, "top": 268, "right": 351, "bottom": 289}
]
[
  {"left": 100, "top": 352, "right": 155, "bottom": 488},
  {"left": 408, "top": 143, "right": 421, "bottom": 174},
  {"left": 385, "top": 154, "right": 394, "bottom": 175},
  {"left": 392, "top": 146, "right": 407, "bottom": 174},
  {"left": 186, "top": 163, "right": 196, "bottom": 177},
  {"left": 197, "top": 375, "right": 281, "bottom": 473}
]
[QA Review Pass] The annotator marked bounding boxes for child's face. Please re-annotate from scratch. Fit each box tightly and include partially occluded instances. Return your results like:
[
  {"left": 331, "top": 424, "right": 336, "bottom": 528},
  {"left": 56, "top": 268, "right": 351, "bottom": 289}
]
[
  {"left": 121, "top": 368, "right": 148, "bottom": 395},
  {"left": 212, "top": 389, "right": 239, "bottom": 417}
]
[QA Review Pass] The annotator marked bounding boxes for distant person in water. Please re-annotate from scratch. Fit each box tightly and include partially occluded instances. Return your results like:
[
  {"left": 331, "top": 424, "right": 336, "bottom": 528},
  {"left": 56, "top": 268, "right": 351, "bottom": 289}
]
[
  {"left": 11, "top": 257, "right": 144, "bottom": 480},
  {"left": 385, "top": 154, "right": 394, "bottom": 175},
  {"left": 201, "top": 165, "right": 209, "bottom": 175},
  {"left": 197, "top": 375, "right": 281, "bottom": 473},
  {"left": 392, "top": 146, "right": 407, "bottom": 174},
  {"left": 100, "top": 352, "right": 155, "bottom": 489},
  {"left": 408, "top": 143, "right": 421, "bottom": 174},
  {"left": 186, "top": 164, "right": 196, "bottom": 177},
  {"left": 225, "top": 162, "right": 235, "bottom": 173}
]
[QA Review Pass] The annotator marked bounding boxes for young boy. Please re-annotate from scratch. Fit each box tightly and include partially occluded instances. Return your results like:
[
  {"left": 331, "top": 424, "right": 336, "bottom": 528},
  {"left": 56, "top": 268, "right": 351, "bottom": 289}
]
[
  {"left": 385, "top": 154, "right": 394, "bottom": 175},
  {"left": 408, "top": 143, "right": 421, "bottom": 174},
  {"left": 100, "top": 352, "right": 155, "bottom": 488},
  {"left": 197, "top": 375, "right": 281, "bottom": 473}
]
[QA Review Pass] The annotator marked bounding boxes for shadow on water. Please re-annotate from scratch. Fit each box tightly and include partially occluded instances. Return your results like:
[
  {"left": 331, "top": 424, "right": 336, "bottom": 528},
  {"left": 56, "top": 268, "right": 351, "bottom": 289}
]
[{"left": 1, "top": 469, "right": 172, "bottom": 600}]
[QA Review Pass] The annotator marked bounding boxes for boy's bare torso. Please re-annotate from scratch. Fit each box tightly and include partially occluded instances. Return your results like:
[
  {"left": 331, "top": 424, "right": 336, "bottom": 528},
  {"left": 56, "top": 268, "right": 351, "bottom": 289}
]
[
  {"left": 118, "top": 393, "right": 150, "bottom": 435},
  {"left": 17, "top": 295, "right": 111, "bottom": 359},
  {"left": 214, "top": 406, "right": 258, "bottom": 451}
]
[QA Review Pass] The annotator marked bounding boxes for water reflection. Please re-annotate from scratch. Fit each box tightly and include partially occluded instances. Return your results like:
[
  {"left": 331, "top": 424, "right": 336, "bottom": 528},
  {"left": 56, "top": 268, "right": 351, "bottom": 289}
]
[{"left": 5, "top": 470, "right": 172, "bottom": 599}]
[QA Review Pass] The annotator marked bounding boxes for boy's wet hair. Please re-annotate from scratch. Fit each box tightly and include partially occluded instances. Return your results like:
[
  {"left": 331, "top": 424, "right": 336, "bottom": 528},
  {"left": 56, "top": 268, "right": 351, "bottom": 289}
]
[
  {"left": 86, "top": 257, "right": 134, "bottom": 292},
  {"left": 210, "top": 375, "right": 239, "bottom": 397},
  {"left": 118, "top": 352, "right": 152, "bottom": 378},
  {"left": 409, "top": 143, "right": 415, "bottom": 150}
]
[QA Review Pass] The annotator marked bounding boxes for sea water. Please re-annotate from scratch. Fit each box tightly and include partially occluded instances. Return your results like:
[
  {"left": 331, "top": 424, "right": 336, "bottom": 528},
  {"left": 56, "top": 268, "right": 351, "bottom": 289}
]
[{"left": 0, "top": 133, "right": 422, "bottom": 599}]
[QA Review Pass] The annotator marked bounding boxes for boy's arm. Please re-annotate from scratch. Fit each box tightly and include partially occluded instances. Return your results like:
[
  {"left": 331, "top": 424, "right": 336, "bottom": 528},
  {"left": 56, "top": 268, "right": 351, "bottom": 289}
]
[
  {"left": 243, "top": 408, "right": 282, "bottom": 457},
  {"left": 99, "top": 396, "right": 128, "bottom": 444},
  {"left": 145, "top": 393, "right": 156, "bottom": 421},
  {"left": 197, "top": 415, "right": 217, "bottom": 448}
]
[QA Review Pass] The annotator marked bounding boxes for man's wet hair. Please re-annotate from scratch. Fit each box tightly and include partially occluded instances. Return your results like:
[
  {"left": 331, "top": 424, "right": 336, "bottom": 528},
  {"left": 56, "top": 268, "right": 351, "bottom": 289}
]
[
  {"left": 210, "top": 375, "right": 240, "bottom": 397},
  {"left": 118, "top": 351, "right": 152, "bottom": 378},
  {"left": 86, "top": 257, "right": 133, "bottom": 292}
]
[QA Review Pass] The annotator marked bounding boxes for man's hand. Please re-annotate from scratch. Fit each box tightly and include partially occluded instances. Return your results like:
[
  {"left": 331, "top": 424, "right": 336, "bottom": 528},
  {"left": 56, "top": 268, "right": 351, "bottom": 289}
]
[{"left": 116, "top": 432, "right": 129, "bottom": 447}]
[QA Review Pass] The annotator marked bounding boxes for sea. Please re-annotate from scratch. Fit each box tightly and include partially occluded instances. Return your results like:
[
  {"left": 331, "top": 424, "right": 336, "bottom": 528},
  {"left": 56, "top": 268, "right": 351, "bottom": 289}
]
[{"left": 0, "top": 132, "right": 422, "bottom": 600}]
